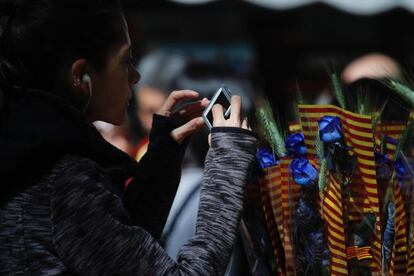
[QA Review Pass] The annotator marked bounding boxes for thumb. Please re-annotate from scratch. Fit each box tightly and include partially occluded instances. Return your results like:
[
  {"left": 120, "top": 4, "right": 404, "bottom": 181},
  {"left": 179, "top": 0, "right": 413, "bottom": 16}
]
[{"left": 170, "top": 117, "right": 204, "bottom": 145}]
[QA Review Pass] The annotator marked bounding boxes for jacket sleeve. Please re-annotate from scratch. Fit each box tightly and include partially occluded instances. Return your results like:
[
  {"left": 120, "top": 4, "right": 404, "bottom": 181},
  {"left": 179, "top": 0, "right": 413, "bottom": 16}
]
[
  {"left": 123, "top": 114, "right": 187, "bottom": 239},
  {"left": 51, "top": 128, "right": 257, "bottom": 276}
]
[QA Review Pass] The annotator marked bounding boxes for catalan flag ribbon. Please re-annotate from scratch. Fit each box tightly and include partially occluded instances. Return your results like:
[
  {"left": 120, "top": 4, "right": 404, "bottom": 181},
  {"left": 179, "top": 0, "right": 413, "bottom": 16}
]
[
  {"left": 347, "top": 246, "right": 373, "bottom": 261},
  {"left": 405, "top": 170, "right": 414, "bottom": 275},
  {"left": 407, "top": 197, "right": 414, "bottom": 275},
  {"left": 279, "top": 157, "right": 301, "bottom": 275},
  {"left": 259, "top": 165, "right": 286, "bottom": 274},
  {"left": 298, "top": 104, "right": 382, "bottom": 273},
  {"left": 375, "top": 122, "right": 405, "bottom": 160},
  {"left": 258, "top": 157, "right": 303, "bottom": 275},
  {"left": 321, "top": 174, "right": 348, "bottom": 275},
  {"left": 389, "top": 178, "right": 408, "bottom": 275}
]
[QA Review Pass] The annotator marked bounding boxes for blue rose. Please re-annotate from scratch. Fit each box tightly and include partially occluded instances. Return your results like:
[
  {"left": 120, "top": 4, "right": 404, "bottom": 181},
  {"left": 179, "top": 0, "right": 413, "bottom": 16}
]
[
  {"left": 395, "top": 158, "right": 409, "bottom": 180},
  {"left": 375, "top": 152, "right": 391, "bottom": 178},
  {"left": 285, "top": 133, "right": 307, "bottom": 156},
  {"left": 256, "top": 148, "right": 279, "bottom": 169},
  {"left": 291, "top": 157, "right": 318, "bottom": 186},
  {"left": 375, "top": 152, "right": 388, "bottom": 164},
  {"left": 318, "top": 116, "right": 342, "bottom": 143}
]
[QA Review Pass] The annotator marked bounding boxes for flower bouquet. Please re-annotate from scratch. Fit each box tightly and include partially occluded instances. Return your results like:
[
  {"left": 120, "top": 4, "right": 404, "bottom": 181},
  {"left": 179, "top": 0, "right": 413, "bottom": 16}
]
[{"left": 250, "top": 76, "right": 414, "bottom": 275}]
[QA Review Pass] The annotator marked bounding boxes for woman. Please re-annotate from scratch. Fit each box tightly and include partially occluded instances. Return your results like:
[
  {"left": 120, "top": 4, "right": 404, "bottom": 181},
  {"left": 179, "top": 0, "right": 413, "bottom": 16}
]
[{"left": 0, "top": 0, "right": 258, "bottom": 275}]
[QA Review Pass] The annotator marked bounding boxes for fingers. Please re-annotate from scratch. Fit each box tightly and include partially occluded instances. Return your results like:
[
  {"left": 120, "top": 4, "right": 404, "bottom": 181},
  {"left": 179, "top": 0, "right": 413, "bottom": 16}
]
[
  {"left": 170, "top": 117, "right": 204, "bottom": 145},
  {"left": 157, "top": 90, "right": 199, "bottom": 117},
  {"left": 241, "top": 117, "right": 248, "bottom": 129},
  {"left": 175, "top": 98, "right": 209, "bottom": 119},
  {"left": 229, "top": 95, "right": 241, "bottom": 122},
  {"left": 167, "top": 93, "right": 253, "bottom": 145},
  {"left": 211, "top": 103, "right": 225, "bottom": 127},
  {"left": 212, "top": 95, "right": 243, "bottom": 128}
]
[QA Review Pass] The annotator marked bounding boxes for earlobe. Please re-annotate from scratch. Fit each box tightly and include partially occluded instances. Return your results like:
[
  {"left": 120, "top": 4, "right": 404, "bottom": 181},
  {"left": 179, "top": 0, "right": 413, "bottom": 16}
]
[{"left": 73, "top": 78, "right": 81, "bottom": 87}]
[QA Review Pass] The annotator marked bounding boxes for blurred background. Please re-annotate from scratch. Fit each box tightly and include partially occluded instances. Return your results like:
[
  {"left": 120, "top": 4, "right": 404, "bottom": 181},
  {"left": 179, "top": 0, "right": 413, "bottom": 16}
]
[
  {"left": 98, "top": 1, "right": 414, "bottom": 274},
  {"left": 122, "top": 0, "right": 414, "bottom": 134}
]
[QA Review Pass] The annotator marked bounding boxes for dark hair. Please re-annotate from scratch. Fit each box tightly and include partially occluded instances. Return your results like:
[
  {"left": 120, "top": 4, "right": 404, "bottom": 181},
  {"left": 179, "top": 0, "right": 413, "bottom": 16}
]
[{"left": 0, "top": 0, "right": 124, "bottom": 107}]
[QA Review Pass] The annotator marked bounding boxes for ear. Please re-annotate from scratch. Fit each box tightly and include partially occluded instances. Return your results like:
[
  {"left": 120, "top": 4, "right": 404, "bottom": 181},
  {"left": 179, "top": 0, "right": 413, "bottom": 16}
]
[{"left": 71, "top": 58, "right": 91, "bottom": 94}]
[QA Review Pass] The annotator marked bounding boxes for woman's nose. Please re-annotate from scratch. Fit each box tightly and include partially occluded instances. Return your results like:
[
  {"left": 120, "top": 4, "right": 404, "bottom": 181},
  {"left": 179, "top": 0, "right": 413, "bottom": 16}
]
[{"left": 130, "top": 67, "right": 140, "bottom": 86}]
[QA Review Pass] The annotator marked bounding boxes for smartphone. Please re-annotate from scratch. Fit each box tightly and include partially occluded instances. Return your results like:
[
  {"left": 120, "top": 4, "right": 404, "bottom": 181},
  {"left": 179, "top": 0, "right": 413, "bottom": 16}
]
[{"left": 202, "top": 86, "right": 232, "bottom": 130}]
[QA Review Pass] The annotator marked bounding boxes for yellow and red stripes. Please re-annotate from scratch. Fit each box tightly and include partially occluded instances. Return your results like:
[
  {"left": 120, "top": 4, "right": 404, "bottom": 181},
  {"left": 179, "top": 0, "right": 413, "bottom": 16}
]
[
  {"left": 322, "top": 174, "right": 348, "bottom": 275},
  {"left": 280, "top": 157, "right": 301, "bottom": 275},
  {"left": 298, "top": 104, "right": 382, "bottom": 273},
  {"left": 375, "top": 122, "right": 405, "bottom": 161},
  {"left": 346, "top": 246, "right": 372, "bottom": 261},
  {"left": 259, "top": 158, "right": 303, "bottom": 275},
  {"left": 390, "top": 179, "right": 408, "bottom": 275},
  {"left": 407, "top": 201, "right": 414, "bottom": 275},
  {"left": 259, "top": 166, "right": 285, "bottom": 275}
]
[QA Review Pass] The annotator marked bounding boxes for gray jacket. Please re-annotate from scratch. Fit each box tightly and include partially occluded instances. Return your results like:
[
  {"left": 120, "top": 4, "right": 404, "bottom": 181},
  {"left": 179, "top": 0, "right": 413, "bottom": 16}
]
[{"left": 0, "top": 125, "right": 257, "bottom": 275}]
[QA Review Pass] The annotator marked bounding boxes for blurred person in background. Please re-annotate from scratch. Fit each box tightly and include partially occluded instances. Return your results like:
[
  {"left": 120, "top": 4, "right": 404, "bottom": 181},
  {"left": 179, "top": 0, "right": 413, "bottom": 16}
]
[
  {"left": 315, "top": 53, "right": 403, "bottom": 106},
  {"left": 341, "top": 53, "right": 409, "bottom": 122},
  {"left": 133, "top": 50, "right": 186, "bottom": 161},
  {"left": 341, "top": 53, "right": 402, "bottom": 84}
]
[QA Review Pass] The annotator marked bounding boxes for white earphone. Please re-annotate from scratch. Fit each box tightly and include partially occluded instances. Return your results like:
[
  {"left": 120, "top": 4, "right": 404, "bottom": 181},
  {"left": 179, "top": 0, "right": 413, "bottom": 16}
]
[
  {"left": 82, "top": 73, "right": 92, "bottom": 91},
  {"left": 81, "top": 73, "right": 93, "bottom": 113}
]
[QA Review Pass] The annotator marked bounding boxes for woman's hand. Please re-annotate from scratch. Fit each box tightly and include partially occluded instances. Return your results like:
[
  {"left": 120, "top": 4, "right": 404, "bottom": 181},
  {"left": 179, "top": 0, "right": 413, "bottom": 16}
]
[
  {"left": 208, "top": 95, "right": 250, "bottom": 145},
  {"left": 157, "top": 90, "right": 209, "bottom": 145},
  {"left": 212, "top": 95, "right": 249, "bottom": 129}
]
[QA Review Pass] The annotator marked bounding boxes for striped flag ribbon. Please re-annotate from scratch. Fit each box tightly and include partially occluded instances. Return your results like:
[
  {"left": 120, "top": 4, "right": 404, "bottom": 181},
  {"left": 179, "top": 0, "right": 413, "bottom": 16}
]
[
  {"left": 259, "top": 166, "right": 286, "bottom": 275},
  {"left": 407, "top": 195, "right": 414, "bottom": 275},
  {"left": 279, "top": 157, "right": 301, "bottom": 275},
  {"left": 322, "top": 174, "right": 348, "bottom": 275},
  {"left": 375, "top": 122, "right": 405, "bottom": 160},
  {"left": 404, "top": 111, "right": 414, "bottom": 274},
  {"left": 298, "top": 104, "right": 382, "bottom": 274},
  {"left": 389, "top": 178, "right": 408, "bottom": 275},
  {"left": 347, "top": 246, "right": 372, "bottom": 260}
]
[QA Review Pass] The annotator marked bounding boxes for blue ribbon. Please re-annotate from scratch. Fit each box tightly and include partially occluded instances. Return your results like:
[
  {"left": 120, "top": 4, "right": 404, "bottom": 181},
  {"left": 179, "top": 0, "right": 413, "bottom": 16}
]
[
  {"left": 285, "top": 133, "right": 307, "bottom": 156},
  {"left": 384, "top": 136, "right": 398, "bottom": 146},
  {"left": 318, "top": 116, "right": 342, "bottom": 144},
  {"left": 394, "top": 158, "right": 409, "bottom": 180},
  {"left": 256, "top": 148, "right": 279, "bottom": 169},
  {"left": 383, "top": 202, "right": 395, "bottom": 264},
  {"left": 291, "top": 157, "right": 318, "bottom": 186}
]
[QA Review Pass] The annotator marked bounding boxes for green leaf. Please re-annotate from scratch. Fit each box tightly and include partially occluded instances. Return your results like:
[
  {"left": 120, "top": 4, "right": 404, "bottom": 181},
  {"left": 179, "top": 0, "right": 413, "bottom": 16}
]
[
  {"left": 330, "top": 73, "right": 346, "bottom": 109},
  {"left": 256, "top": 99, "right": 287, "bottom": 157},
  {"left": 318, "top": 159, "right": 328, "bottom": 194},
  {"left": 386, "top": 80, "right": 414, "bottom": 107}
]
